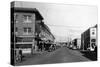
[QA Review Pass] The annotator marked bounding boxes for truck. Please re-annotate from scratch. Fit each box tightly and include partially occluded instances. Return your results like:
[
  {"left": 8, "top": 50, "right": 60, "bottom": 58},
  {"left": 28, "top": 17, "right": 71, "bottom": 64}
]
[{"left": 72, "top": 38, "right": 81, "bottom": 50}]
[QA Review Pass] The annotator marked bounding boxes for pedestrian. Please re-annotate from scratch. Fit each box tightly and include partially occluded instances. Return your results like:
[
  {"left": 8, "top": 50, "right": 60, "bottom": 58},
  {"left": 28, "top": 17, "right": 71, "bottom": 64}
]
[
  {"left": 41, "top": 41, "right": 44, "bottom": 51},
  {"left": 47, "top": 40, "right": 51, "bottom": 52},
  {"left": 39, "top": 41, "right": 43, "bottom": 51},
  {"left": 19, "top": 49, "right": 22, "bottom": 61}
]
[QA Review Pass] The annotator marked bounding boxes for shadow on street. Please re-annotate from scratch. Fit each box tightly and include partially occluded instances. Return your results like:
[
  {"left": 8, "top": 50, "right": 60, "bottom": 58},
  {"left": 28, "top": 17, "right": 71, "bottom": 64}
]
[{"left": 80, "top": 51, "right": 97, "bottom": 61}]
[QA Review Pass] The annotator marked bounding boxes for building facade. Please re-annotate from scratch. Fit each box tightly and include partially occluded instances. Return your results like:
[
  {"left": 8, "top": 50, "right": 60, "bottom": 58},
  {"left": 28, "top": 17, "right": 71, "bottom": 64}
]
[
  {"left": 81, "top": 25, "right": 97, "bottom": 51},
  {"left": 11, "top": 7, "right": 55, "bottom": 52},
  {"left": 39, "top": 22, "right": 55, "bottom": 42},
  {"left": 11, "top": 2, "right": 55, "bottom": 65},
  {"left": 35, "top": 21, "right": 55, "bottom": 46},
  {"left": 11, "top": 7, "right": 44, "bottom": 53}
]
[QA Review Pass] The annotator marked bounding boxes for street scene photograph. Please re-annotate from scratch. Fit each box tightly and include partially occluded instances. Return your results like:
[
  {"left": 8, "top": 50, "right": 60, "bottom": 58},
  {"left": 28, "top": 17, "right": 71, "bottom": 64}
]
[{"left": 11, "top": 1, "right": 98, "bottom": 66}]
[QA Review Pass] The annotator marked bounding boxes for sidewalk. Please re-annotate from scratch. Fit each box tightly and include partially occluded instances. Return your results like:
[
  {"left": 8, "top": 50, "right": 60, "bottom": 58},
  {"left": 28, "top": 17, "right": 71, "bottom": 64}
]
[
  {"left": 16, "top": 50, "right": 52, "bottom": 65},
  {"left": 80, "top": 51, "right": 97, "bottom": 61},
  {"left": 22, "top": 50, "right": 48, "bottom": 57}
]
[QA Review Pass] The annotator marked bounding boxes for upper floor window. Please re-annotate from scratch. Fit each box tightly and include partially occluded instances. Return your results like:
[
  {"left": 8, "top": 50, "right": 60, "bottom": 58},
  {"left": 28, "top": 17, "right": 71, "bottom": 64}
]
[
  {"left": 24, "top": 27, "right": 27, "bottom": 33},
  {"left": 15, "top": 27, "right": 18, "bottom": 35},
  {"left": 14, "top": 14, "right": 18, "bottom": 23},
  {"left": 23, "top": 27, "right": 32, "bottom": 35},
  {"left": 92, "top": 32, "right": 95, "bottom": 35},
  {"left": 15, "top": 27, "right": 18, "bottom": 32},
  {"left": 23, "top": 15, "right": 32, "bottom": 23},
  {"left": 91, "top": 39, "right": 96, "bottom": 42}
]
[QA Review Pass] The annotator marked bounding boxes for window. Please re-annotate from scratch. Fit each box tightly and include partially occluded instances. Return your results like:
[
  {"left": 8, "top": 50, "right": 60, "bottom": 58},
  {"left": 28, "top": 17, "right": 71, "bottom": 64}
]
[
  {"left": 14, "top": 14, "right": 18, "bottom": 23},
  {"left": 91, "top": 43, "right": 95, "bottom": 49},
  {"left": 28, "top": 28, "right": 31, "bottom": 32},
  {"left": 23, "top": 27, "right": 32, "bottom": 34},
  {"left": 23, "top": 15, "right": 32, "bottom": 23},
  {"left": 15, "top": 27, "right": 18, "bottom": 35},
  {"left": 24, "top": 27, "right": 27, "bottom": 33},
  {"left": 91, "top": 39, "right": 96, "bottom": 42},
  {"left": 92, "top": 32, "right": 95, "bottom": 35},
  {"left": 15, "top": 27, "right": 18, "bottom": 32}
]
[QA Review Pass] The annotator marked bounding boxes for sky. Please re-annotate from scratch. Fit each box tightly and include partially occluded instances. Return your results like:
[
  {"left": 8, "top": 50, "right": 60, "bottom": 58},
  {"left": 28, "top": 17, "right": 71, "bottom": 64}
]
[{"left": 14, "top": 1, "right": 98, "bottom": 42}]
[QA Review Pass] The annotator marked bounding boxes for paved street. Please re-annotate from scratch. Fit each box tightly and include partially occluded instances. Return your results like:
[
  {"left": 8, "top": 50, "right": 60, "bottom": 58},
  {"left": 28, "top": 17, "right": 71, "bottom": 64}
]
[{"left": 16, "top": 47, "right": 90, "bottom": 66}]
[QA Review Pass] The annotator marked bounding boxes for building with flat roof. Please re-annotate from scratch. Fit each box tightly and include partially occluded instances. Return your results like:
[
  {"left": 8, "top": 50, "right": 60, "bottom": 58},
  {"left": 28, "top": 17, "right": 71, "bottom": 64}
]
[
  {"left": 11, "top": 7, "right": 43, "bottom": 49},
  {"left": 11, "top": 6, "right": 55, "bottom": 52},
  {"left": 81, "top": 24, "right": 97, "bottom": 51}
]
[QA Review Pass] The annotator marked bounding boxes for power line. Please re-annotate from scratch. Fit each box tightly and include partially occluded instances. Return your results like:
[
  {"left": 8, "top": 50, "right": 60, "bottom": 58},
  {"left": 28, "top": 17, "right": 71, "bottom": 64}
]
[
  {"left": 46, "top": 24, "right": 87, "bottom": 28},
  {"left": 45, "top": 24, "right": 85, "bottom": 32}
]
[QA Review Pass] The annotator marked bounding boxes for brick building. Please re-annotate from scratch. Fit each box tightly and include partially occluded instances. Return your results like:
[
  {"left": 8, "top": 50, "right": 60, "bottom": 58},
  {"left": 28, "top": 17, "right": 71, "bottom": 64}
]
[
  {"left": 11, "top": 7, "right": 55, "bottom": 52},
  {"left": 11, "top": 7, "right": 44, "bottom": 53}
]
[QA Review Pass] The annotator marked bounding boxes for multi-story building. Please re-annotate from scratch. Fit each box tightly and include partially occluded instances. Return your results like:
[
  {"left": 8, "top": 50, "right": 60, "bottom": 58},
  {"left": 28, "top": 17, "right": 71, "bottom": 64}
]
[
  {"left": 39, "top": 22, "right": 55, "bottom": 42},
  {"left": 35, "top": 21, "right": 55, "bottom": 44},
  {"left": 81, "top": 25, "right": 97, "bottom": 51},
  {"left": 11, "top": 7, "right": 43, "bottom": 53},
  {"left": 11, "top": 7, "right": 55, "bottom": 51},
  {"left": 11, "top": 2, "right": 55, "bottom": 65}
]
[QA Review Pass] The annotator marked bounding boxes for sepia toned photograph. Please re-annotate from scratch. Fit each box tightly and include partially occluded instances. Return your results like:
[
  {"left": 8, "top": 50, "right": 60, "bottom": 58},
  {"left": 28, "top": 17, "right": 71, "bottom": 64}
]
[{"left": 11, "top": 1, "right": 98, "bottom": 66}]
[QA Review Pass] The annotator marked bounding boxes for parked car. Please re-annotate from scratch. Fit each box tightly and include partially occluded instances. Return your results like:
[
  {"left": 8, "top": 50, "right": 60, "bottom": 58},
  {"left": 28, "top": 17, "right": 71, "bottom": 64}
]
[{"left": 72, "top": 46, "right": 77, "bottom": 50}]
